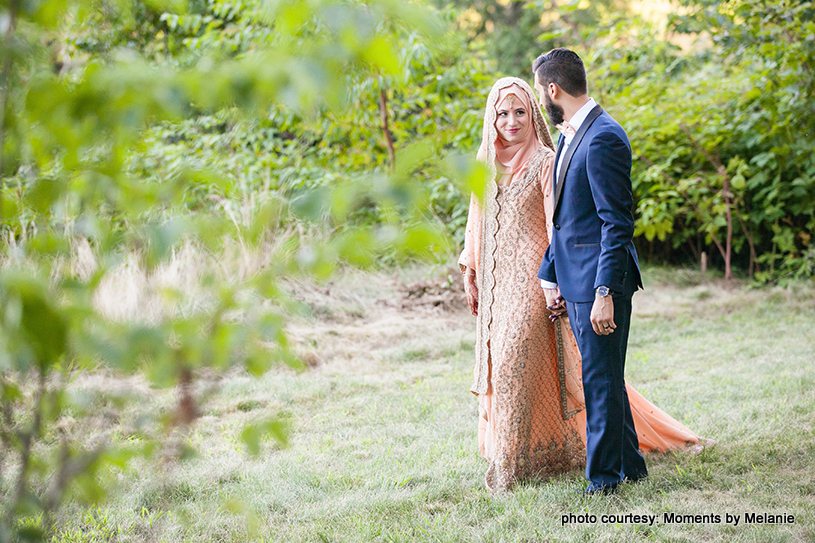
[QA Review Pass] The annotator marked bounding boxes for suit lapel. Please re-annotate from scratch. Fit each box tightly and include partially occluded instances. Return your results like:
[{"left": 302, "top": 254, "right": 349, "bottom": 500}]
[
  {"left": 552, "top": 136, "right": 565, "bottom": 190},
  {"left": 553, "top": 105, "right": 604, "bottom": 216}
]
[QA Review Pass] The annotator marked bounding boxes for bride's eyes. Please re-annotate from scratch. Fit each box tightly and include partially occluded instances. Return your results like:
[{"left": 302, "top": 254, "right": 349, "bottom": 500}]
[{"left": 497, "top": 109, "right": 526, "bottom": 117}]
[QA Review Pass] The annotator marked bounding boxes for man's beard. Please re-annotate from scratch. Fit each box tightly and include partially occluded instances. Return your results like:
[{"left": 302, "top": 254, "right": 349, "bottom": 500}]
[{"left": 543, "top": 92, "right": 565, "bottom": 126}]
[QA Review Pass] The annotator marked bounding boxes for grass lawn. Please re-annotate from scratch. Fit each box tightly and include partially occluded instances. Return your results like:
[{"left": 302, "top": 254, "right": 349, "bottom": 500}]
[{"left": 50, "top": 265, "right": 815, "bottom": 542}]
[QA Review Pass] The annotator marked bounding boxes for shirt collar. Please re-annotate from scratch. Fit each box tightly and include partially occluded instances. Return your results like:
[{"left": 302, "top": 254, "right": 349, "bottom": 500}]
[{"left": 563, "top": 98, "right": 597, "bottom": 143}]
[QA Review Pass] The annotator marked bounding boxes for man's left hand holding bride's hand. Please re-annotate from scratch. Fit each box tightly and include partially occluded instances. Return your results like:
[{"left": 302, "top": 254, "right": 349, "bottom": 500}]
[{"left": 543, "top": 287, "right": 566, "bottom": 322}]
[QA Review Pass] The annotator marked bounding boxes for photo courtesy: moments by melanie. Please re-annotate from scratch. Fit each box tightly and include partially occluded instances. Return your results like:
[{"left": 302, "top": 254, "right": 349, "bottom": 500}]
[{"left": 561, "top": 511, "right": 796, "bottom": 527}]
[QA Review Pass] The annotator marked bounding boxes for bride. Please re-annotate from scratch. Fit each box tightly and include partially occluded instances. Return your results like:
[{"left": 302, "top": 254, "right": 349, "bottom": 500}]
[{"left": 459, "top": 77, "right": 703, "bottom": 492}]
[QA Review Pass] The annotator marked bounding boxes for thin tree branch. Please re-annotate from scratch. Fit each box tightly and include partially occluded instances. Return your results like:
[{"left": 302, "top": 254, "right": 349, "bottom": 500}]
[
  {"left": 736, "top": 210, "right": 758, "bottom": 278},
  {"left": 42, "top": 440, "right": 105, "bottom": 514}
]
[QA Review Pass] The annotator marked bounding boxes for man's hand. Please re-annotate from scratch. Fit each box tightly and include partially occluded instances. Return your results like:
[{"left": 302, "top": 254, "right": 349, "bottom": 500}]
[
  {"left": 463, "top": 273, "right": 479, "bottom": 316},
  {"left": 543, "top": 287, "right": 566, "bottom": 322},
  {"left": 590, "top": 294, "right": 616, "bottom": 335}
]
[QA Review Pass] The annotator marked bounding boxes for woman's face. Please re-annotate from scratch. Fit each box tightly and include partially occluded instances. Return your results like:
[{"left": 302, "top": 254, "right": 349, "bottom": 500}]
[{"left": 495, "top": 93, "right": 530, "bottom": 144}]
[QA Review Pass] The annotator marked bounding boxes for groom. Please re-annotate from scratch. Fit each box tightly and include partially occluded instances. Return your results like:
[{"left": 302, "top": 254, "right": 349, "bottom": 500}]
[{"left": 534, "top": 48, "right": 648, "bottom": 494}]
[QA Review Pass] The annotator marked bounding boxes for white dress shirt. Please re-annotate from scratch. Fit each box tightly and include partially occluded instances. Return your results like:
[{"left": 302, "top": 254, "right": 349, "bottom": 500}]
[{"left": 541, "top": 97, "right": 597, "bottom": 291}]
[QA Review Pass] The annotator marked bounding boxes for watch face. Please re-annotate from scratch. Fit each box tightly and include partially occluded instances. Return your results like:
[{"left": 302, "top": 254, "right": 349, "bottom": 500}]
[{"left": 597, "top": 286, "right": 610, "bottom": 297}]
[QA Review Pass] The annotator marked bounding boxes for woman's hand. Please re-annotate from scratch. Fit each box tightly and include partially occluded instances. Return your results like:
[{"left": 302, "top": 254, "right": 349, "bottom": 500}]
[{"left": 463, "top": 272, "right": 479, "bottom": 316}]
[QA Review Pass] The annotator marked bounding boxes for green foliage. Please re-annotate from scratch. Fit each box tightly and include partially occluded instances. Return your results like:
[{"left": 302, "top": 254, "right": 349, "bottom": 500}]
[
  {"left": 0, "top": 0, "right": 471, "bottom": 540},
  {"left": 586, "top": 1, "right": 815, "bottom": 282}
]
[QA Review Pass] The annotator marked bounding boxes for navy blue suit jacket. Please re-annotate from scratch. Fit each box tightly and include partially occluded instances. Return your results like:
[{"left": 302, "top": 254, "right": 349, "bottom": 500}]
[{"left": 537, "top": 107, "right": 643, "bottom": 303}]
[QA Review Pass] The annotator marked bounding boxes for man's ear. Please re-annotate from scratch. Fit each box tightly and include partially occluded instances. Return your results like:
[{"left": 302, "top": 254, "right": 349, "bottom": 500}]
[{"left": 548, "top": 82, "right": 559, "bottom": 100}]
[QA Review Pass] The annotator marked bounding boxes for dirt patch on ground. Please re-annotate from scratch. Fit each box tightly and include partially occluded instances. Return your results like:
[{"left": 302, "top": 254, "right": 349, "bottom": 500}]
[
  {"left": 284, "top": 266, "right": 468, "bottom": 320},
  {"left": 396, "top": 274, "right": 468, "bottom": 313},
  {"left": 283, "top": 266, "right": 473, "bottom": 371}
]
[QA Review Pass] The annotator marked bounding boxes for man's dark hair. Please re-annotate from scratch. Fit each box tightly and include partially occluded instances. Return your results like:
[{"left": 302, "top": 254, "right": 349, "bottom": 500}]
[{"left": 533, "top": 48, "right": 587, "bottom": 97}]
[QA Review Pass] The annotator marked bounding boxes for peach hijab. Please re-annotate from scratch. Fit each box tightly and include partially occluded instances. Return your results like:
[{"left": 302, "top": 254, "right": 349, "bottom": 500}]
[
  {"left": 477, "top": 78, "right": 555, "bottom": 186},
  {"left": 494, "top": 84, "right": 540, "bottom": 183}
]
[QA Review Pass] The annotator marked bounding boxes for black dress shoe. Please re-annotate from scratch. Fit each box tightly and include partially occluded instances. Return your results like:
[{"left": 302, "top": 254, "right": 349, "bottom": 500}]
[
  {"left": 583, "top": 482, "right": 619, "bottom": 495},
  {"left": 624, "top": 473, "right": 647, "bottom": 484}
]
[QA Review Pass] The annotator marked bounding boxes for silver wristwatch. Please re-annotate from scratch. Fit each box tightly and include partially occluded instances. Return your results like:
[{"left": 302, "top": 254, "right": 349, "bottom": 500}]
[{"left": 596, "top": 286, "right": 612, "bottom": 297}]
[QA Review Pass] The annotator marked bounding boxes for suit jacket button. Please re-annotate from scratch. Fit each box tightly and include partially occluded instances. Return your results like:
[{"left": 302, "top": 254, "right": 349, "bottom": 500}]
[{"left": 554, "top": 224, "right": 561, "bottom": 230}]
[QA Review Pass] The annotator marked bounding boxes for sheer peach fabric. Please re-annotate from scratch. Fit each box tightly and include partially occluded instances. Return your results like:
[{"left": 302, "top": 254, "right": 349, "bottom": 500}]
[{"left": 459, "top": 78, "right": 701, "bottom": 492}]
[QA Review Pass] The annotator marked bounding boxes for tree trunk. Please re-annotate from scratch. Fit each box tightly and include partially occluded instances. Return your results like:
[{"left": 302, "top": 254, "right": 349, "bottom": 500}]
[
  {"left": 506, "top": 0, "right": 524, "bottom": 27},
  {"left": 379, "top": 86, "right": 395, "bottom": 171},
  {"left": 722, "top": 174, "right": 733, "bottom": 281}
]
